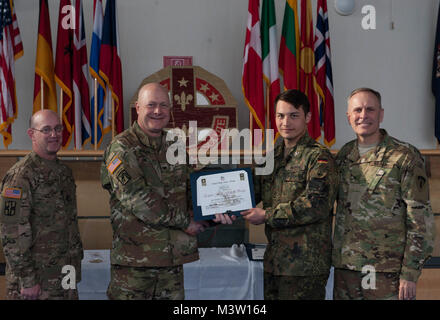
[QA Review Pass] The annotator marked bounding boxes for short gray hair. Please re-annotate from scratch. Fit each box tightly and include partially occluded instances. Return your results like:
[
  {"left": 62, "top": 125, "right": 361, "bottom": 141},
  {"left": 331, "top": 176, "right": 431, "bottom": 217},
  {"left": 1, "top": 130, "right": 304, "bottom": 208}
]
[{"left": 347, "top": 87, "right": 382, "bottom": 108}]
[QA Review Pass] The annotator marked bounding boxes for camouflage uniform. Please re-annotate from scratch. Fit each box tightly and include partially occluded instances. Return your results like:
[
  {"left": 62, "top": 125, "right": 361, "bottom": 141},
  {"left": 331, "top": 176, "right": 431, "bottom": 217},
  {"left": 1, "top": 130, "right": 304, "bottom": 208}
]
[
  {"left": 101, "top": 122, "right": 198, "bottom": 300},
  {"left": 0, "top": 152, "right": 83, "bottom": 300},
  {"left": 257, "top": 133, "right": 338, "bottom": 300},
  {"left": 332, "top": 129, "right": 435, "bottom": 299}
]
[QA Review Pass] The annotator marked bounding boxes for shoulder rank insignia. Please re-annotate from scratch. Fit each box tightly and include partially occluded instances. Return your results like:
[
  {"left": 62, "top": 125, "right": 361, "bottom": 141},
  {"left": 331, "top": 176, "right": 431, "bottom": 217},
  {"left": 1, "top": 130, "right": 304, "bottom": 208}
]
[
  {"left": 3, "top": 188, "right": 22, "bottom": 199},
  {"left": 107, "top": 156, "right": 122, "bottom": 174}
]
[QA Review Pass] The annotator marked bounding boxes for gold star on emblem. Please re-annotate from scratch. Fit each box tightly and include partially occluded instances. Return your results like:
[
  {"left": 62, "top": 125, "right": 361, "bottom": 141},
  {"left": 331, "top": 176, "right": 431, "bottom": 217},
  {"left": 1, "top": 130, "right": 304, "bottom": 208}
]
[
  {"left": 178, "top": 77, "right": 188, "bottom": 87},
  {"left": 199, "top": 83, "right": 209, "bottom": 92},
  {"left": 209, "top": 92, "right": 219, "bottom": 102}
]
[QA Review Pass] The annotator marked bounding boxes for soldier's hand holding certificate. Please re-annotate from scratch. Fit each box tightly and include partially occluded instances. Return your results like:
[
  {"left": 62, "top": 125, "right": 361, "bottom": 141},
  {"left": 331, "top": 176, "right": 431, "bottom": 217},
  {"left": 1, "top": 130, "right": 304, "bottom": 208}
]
[{"left": 190, "top": 168, "right": 256, "bottom": 221}]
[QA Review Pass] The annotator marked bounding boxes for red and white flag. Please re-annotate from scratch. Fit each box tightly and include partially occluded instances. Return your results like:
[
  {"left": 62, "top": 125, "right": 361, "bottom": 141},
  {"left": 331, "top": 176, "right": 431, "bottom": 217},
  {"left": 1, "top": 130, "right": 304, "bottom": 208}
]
[
  {"left": 242, "top": 0, "right": 265, "bottom": 145},
  {"left": 72, "top": 0, "right": 91, "bottom": 148},
  {"left": 300, "top": 0, "right": 320, "bottom": 141},
  {"left": 55, "top": 0, "right": 73, "bottom": 148},
  {"left": 9, "top": 0, "right": 22, "bottom": 60},
  {"left": 314, "top": 0, "right": 335, "bottom": 147}
]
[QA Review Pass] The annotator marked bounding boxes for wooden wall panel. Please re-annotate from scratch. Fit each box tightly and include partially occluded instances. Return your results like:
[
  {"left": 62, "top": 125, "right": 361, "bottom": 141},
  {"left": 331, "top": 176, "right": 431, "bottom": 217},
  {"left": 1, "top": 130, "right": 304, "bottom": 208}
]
[
  {"left": 0, "top": 157, "right": 18, "bottom": 181},
  {"left": 78, "top": 218, "right": 112, "bottom": 250},
  {"left": 430, "top": 179, "right": 440, "bottom": 214},
  {"left": 434, "top": 216, "right": 440, "bottom": 257},
  {"left": 248, "top": 223, "right": 267, "bottom": 244},
  {"left": 426, "top": 155, "right": 440, "bottom": 179},
  {"left": 417, "top": 269, "right": 440, "bottom": 300},
  {"left": 0, "top": 276, "right": 5, "bottom": 300},
  {"left": 64, "top": 161, "right": 110, "bottom": 217}
]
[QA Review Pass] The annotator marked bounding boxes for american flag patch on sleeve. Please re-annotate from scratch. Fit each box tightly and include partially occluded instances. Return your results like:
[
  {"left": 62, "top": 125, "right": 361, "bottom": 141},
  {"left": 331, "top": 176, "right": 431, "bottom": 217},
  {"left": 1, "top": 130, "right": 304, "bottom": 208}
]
[
  {"left": 3, "top": 188, "right": 22, "bottom": 199},
  {"left": 107, "top": 156, "right": 122, "bottom": 174}
]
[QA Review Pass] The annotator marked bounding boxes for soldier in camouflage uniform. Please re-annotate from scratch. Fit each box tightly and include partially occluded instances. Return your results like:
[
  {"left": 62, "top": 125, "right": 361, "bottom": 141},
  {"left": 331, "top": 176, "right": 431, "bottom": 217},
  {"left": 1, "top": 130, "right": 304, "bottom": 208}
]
[
  {"left": 332, "top": 87, "right": 435, "bottom": 300},
  {"left": 101, "top": 82, "right": 206, "bottom": 300},
  {"left": 0, "top": 110, "right": 83, "bottom": 300},
  {"left": 216, "top": 90, "right": 338, "bottom": 299}
]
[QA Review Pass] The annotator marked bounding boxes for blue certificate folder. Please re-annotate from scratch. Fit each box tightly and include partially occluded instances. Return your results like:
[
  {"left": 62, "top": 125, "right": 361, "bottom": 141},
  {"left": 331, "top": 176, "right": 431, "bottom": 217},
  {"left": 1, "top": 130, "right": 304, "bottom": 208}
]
[{"left": 190, "top": 167, "right": 256, "bottom": 221}]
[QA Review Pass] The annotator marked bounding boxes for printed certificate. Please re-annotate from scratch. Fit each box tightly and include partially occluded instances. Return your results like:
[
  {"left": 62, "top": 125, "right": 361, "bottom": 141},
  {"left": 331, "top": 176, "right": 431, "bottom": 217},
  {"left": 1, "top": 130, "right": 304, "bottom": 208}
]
[{"left": 190, "top": 168, "right": 255, "bottom": 221}]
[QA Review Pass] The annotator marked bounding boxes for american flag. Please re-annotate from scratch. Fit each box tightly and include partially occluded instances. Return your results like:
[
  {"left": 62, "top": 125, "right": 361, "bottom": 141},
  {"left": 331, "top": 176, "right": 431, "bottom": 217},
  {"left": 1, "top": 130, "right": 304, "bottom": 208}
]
[
  {"left": 72, "top": 0, "right": 91, "bottom": 148},
  {"left": 9, "top": 0, "right": 22, "bottom": 60},
  {"left": 4, "top": 187, "right": 21, "bottom": 199},
  {"left": 0, "top": 0, "right": 20, "bottom": 148}
]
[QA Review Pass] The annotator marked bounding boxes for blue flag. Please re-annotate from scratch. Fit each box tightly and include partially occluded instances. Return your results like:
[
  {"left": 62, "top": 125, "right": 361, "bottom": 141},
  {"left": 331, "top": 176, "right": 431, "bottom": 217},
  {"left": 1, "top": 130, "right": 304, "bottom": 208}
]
[{"left": 432, "top": 4, "right": 440, "bottom": 143}]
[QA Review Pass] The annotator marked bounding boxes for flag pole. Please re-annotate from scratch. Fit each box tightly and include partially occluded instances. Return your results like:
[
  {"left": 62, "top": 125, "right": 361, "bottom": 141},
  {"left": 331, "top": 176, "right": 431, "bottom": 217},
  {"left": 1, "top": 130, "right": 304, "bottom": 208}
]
[
  {"left": 40, "top": 77, "right": 44, "bottom": 110},
  {"left": 112, "top": 97, "right": 115, "bottom": 139},
  {"left": 94, "top": 78, "right": 98, "bottom": 150},
  {"left": 249, "top": 111, "right": 253, "bottom": 151},
  {"left": 266, "top": 85, "right": 270, "bottom": 137},
  {"left": 59, "top": 88, "right": 63, "bottom": 122}
]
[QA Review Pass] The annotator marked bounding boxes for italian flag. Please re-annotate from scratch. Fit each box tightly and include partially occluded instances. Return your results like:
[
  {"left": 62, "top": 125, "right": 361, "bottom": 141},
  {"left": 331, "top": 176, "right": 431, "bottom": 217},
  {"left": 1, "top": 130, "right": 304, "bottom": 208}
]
[
  {"left": 279, "top": 0, "right": 300, "bottom": 91},
  {"left": 261, "top": 0, "right": 280, "bottom": 139}
]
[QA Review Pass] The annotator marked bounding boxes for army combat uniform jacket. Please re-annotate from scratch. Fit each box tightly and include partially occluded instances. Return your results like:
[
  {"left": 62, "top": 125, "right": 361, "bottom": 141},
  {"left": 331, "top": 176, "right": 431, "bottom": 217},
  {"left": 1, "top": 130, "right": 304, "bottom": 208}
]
[
  {"left": 258, "top": 133, "right": 338, "bottom": 276},
  {"left": 101, "top": 122, "right": 198, "bottom": 267},
  {"left": 0, "top": 152, "right": 83, "bottom": 294},
  {"left": 332, "top": 129, "right": 435, "bottom": 282}
]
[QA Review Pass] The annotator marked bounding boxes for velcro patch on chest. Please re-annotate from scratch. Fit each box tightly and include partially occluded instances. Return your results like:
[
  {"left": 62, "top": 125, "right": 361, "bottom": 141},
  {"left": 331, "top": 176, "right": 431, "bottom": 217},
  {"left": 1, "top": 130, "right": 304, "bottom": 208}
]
[
  {"left": 117, "top": 169, "right": 132, "bottom": 185},
  {"left": 3, "top": 187, "right": 22, "bottom": 199},
  {"left": 107, "top": 156, "right": 122, "bottom": 174},
  {"left": 4, "top": 200, "right": 17, "bottom": 216}
]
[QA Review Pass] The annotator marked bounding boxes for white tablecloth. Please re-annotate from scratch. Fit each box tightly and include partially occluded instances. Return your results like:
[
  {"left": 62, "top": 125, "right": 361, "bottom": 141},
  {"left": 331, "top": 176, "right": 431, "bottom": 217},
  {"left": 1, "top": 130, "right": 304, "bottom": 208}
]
[
  {"left": 77, "top": 249, "right": 334, "bottom": 300},
  {"left": 183, "top": 247, "right": 264, "bottom": 300}
]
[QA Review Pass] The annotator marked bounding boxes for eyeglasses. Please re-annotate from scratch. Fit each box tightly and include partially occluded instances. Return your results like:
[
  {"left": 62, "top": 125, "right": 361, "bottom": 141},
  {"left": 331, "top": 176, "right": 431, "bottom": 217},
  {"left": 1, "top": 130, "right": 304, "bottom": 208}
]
[{"left": 32, "top": 125, "right": 63, "bottom": 135}]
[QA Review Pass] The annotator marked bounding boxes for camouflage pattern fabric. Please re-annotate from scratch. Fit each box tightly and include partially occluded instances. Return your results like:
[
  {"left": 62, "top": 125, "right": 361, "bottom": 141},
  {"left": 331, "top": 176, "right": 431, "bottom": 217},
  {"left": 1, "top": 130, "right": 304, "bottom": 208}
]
[
  {"left": 0, "top": 152, "right": 83, "bottom": 300},
  {"left": 256, "top": 133, "right": 338, "bottom": 277},
  {"left": 264, "top": 272, "right": 328, "bottom": 300},
  {"left": 101, "top": 122, "right": 198, "bottom": 268},
  {"left": 107, "top": 264, "right": 184, "bottom": 300},
  {"left": 332, "top": 129, "right": 435, "bottom": 282},
  {"left": 333, "top": 268, "right": 400, "bottom": 300}
]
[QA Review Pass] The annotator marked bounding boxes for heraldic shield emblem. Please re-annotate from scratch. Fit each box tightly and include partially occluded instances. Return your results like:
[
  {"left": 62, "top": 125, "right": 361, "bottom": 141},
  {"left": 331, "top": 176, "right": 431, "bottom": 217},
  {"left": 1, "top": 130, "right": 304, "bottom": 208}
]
[{"left": 129, "top": 66, "right": 238, "bottom": 151}]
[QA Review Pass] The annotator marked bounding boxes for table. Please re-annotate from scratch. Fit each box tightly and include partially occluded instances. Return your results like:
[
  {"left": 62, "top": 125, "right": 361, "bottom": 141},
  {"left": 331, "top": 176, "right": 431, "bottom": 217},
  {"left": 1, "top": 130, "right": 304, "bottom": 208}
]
[
  {"left": 77, "top": 249, "right": 334, "bottom": 300},
  {"left": 183, "top": 247, "right": 264, "bottom": 300}
]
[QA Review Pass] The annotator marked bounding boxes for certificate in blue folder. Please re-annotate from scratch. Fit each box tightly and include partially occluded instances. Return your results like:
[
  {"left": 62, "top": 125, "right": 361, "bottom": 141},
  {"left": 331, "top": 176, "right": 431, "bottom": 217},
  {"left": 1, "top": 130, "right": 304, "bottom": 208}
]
[{"left": 190, "top": 168, "right": 256, "bottom": 221}]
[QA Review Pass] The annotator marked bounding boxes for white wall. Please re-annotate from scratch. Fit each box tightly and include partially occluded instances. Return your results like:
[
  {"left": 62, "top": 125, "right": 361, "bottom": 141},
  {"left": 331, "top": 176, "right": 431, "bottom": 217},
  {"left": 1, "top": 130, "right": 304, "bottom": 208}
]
[{"left": 7, "top": 0, "right": 439, "bottom": 150}]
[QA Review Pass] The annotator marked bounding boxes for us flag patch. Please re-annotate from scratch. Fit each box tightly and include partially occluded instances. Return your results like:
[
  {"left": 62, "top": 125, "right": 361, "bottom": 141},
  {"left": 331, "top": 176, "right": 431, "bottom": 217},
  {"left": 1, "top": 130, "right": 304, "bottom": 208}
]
[
  {"left": 3, "top": 188, "right": 22, "bottom": 199},
  {"left": 107, "top": 156, "right": 122, "bottom": 174}
]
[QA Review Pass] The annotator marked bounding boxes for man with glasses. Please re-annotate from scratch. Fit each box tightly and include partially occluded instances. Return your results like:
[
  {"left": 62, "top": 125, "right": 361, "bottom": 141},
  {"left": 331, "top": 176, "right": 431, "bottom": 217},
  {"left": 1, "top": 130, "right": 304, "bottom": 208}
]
[
  {"left": 0, "top": 109, "right": 83, "bottom": 300},
  {"left": 101, "top": 82, "right": 206, "bottom": 300}
]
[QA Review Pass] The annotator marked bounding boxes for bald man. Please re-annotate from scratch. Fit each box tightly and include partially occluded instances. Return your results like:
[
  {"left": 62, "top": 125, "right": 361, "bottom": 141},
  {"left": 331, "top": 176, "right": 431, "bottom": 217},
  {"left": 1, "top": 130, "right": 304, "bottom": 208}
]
[
  {"left": 0, "top": 110, "right": 83, "bottom": 300},
  {"left": 101, "top": 83, "right": 206, "bottom": 300}
]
